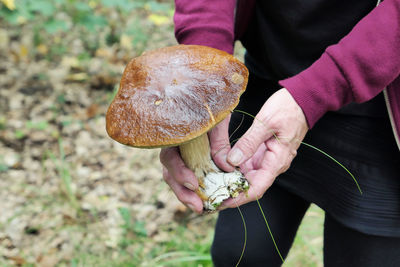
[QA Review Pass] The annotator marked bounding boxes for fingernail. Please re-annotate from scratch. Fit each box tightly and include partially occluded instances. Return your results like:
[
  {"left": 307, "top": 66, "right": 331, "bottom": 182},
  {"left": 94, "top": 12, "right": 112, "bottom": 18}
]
[
  {"left": 221, "top": 153, "right": 228, "bottom": 164},
  {"left": 228, "top": 148, "right": 243, "bottom": 166},
  {"left": 183, "top": 182, "right": 195, "bottom": 191}
]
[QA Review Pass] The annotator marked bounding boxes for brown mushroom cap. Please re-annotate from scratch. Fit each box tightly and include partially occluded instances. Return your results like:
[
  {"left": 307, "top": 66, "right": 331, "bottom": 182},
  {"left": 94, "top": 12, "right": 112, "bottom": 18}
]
[{"left": 106, "top": 45, "right": 249, "bottom": 148}]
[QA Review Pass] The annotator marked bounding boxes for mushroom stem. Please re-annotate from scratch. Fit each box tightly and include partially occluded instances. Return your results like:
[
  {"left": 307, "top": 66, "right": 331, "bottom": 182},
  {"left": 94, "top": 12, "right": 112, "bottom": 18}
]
[
  {"left": 179, "top": 133, "right": 218, "bottom": 177},
  {"left": 179, "top": 133, "right": 248, "bottom": 211}
]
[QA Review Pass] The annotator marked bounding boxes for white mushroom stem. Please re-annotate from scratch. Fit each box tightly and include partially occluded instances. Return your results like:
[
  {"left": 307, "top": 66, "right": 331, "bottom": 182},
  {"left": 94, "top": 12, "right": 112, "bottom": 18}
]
[
  {"left": 179, "top": 133, "right": 219, "bottom": 177},
  {"left": 179, "top": 133, "right": 248, "bottom": 211}
]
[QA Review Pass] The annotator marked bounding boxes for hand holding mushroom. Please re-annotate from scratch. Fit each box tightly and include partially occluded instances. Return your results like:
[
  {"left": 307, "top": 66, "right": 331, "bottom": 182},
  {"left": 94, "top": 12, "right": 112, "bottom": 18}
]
[
  {"left": 161, "top": 115, "right": 235, "bottom": 213},
  {"left": 106, "top": 45, "right": 249, "bottom": 212},
  {"left": 221, "top": 88, "right": 308, "bottom": 209}
]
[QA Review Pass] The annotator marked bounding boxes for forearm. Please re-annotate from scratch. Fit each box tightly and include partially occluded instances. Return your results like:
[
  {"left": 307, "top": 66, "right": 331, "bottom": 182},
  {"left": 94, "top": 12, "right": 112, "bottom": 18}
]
[
  {"left": 174, "top": 0, "right": 236, "bottom": 54},
  {"left": 280, "top": 0, "right": 400, "bottom": 128}
]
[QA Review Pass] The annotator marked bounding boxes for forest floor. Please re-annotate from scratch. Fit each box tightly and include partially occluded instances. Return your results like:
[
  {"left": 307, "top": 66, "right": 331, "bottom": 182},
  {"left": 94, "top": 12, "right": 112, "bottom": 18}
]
[{"left": 0, "top": 1, "right": 323, "bottom": 266}]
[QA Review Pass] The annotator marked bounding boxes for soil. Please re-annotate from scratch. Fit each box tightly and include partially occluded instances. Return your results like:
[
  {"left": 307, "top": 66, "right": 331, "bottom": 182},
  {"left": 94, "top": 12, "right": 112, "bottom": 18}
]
[{"left": 0, "top": 26, "right": 216, "bottom": 266}]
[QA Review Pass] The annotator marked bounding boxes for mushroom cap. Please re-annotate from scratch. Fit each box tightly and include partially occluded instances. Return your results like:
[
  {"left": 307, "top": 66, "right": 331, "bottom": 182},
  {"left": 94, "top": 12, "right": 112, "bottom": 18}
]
[{"left": 106, "top": 45, "right": 249, "bottom": 148}]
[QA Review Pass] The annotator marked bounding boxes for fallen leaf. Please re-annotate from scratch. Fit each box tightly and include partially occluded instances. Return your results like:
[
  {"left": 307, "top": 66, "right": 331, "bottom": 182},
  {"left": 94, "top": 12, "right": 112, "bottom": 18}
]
[
  {"left": 19, "top": 45, "right": 29, "bottom": 60},
  {"left": 16, "top": 15, "right": 27, "bottom": 25},
  {"left": 66, "top": 72, "right": 88, "bottom": 82},
  {"left": 148, "top": 14, "right": 170, "bottom": 26},
  {"left": 5, "top": 256, "right": 26, "bottom": 265},
  {"left": 36, "top": 44, "right": 49, "bottom": 55},
  {"left": 120, "top": 34, "right": 132, "bottom": 50},
  {"left": 0, "top": 29, "right": 9, "bottom": 49},
  {"left": 36, "top": 254, "right": 59, "bottom": 267},
  {"left": 95, "top": 48, "right": 113, "bottom": 59},
  {"left": 1, "top": 0, "right": 15, "bottom": 10},
  {"left": 61, "top": 56, "right": 80, "bottom": 69},
  {"left": 86, "top": 103, "right": 99, "bottom": 119}
]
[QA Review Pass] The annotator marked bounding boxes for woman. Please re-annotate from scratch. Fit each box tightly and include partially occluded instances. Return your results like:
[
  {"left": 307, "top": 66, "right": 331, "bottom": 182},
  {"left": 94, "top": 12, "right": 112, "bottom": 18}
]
[{"left": 160, "top": 0, "right": 400, "bottom": 266}]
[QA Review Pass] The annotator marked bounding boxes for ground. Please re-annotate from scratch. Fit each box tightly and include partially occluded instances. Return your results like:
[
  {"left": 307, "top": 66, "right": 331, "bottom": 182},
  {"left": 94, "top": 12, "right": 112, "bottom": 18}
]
[{"left": 0, "top": 1, "right": 324, "bottom": 266}]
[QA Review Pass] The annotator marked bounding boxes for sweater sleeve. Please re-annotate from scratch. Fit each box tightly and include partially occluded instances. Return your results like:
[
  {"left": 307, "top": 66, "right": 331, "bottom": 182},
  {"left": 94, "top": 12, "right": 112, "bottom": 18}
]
[
  {"left": 279, "top": 0, "right": 400, "bottom": 128},
  {"left": 174, "top": 0, "right": 236, "bottom": 54}
]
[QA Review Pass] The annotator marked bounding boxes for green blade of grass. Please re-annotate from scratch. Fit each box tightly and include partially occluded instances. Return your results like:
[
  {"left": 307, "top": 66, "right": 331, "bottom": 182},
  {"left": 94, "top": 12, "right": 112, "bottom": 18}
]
[
  {"left": 233, "top": 109, "right": 362, "bottom": 194},
  {"left": 155, "top": 255, "right": 212, "bottom": 266},
  {"left": 234, "top": 199, "right": 247, "bottom": 267},
  {"left": 152, "top": 251, "right": 209, "bottom": 263},
  {"left": 231, "top": 108, "right": 363, "bottom": 264},
  {"left": 256, "top": 197, "right": 284, "bottom": 263},
  {"left": 300, "top": 142, "right": 362, "bottom": 195}
]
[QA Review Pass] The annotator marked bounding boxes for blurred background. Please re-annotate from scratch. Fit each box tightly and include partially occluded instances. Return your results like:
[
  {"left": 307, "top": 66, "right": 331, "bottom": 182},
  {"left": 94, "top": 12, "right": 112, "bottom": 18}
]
[{"left": 0, "top": 0, "right": 324, "bottom": 266}]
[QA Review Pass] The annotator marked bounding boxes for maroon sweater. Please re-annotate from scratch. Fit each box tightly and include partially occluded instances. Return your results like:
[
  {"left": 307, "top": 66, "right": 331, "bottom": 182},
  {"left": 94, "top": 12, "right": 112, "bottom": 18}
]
[{"left": 174, "top": 0, "right": 400, "bottom": 149}]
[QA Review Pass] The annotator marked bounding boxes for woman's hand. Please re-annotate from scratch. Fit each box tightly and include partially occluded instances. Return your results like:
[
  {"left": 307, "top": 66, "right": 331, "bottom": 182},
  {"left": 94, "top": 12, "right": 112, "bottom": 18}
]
[
  {"left": 220, "top": 88, "right": 308, "bottom": 208},
  {"left": 159, "top": 116, "right": 234, "bottom": 214}
]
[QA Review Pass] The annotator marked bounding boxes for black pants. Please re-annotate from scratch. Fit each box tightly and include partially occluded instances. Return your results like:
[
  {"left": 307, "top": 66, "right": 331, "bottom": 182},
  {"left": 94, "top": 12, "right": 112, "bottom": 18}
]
[
  {"left": 211, "top": 73, "right": 400, "bottom": 266},
  {"left": 211, "top": 184, "right": 400, "bottom": 267}
]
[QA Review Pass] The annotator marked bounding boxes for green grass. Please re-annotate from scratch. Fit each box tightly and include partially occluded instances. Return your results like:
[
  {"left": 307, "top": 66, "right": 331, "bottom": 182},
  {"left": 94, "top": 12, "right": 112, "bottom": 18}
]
[
  {"left": 285, "top": 205, "right": 324, "bottom": 267},
  {"left": 47, "top": 138, "right": 79, "bottom": 210},
  {"left": 69, "top": 207, "right": 323, "bottom": 267},
  {"left": 59, "top": 224, "right": 215, "bottom": 267}
]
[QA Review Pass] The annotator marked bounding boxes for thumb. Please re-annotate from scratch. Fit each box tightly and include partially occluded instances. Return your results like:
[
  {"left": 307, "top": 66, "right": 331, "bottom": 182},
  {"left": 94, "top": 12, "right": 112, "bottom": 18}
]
[
  {"left": 227, "top": 116, "right": 274, "bottom": 166},
  {"left": 209, "top": 116, "right": 235, "bottom": 172}
]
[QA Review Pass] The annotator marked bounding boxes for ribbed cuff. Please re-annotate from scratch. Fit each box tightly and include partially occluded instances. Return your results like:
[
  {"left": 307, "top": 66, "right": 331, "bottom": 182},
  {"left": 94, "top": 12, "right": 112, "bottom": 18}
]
[
  {"left": 177, "top": 27, "right": 234, "bottom": 54},
  {"left": 279, "top": 52, "right": 352, "bottom": 128}
]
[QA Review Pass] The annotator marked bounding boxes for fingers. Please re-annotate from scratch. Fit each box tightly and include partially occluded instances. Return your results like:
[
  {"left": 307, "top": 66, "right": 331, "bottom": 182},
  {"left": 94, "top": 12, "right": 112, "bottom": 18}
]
[
  {"left": 209, "top": 116, "right": 235, "bottom": 172},
  {"left": 227, "top": 88, "right": 307, "bottom": 168},
  {"left": 227, "top": 112, "right": 274, "bottom": 167},
  {"left": 221, "top": 136, "right": 297, "bottom": 209},
  {"left": 160, "top": 147, "right": 203, "bottom": 213},
  {"left": 163, "top": 167, "right": 203, "bottom": 213},
  {"left": 219, "top": 88, "right": 308, "bottom": 210},
  {"left": 220, "top": 167, "right": 275, "bottom": 209},
  {"left": 160, "top": 147, "right": 198, "bottom": 190},
  {"left": 239, "top": 142, "right": 267, "bottom": 174}
]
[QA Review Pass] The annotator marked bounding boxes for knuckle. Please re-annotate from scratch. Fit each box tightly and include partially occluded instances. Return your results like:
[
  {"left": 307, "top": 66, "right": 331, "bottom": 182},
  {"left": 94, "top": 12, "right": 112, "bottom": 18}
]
[
  {"left": 160, "top": 147, "right": 185, "bottom": 171},
  {"left": 281, "top": 153, "right": 295, "bottom": 173},
  {"left": 211, "top": 139, "right": 230, "bottom": 154},
  {"left": 173, "top": 168, "right": 187, "bottom": 183},
  {"left": 281, "top": 163, "right": 291, "bottom": 173},
  {"left": 164, "top": 165, "right": 183, "bottom": 184},
  {"left": 162, "top": 168, "right": 171, "bottom": 182},
  {"left": 159, "top": 148, "right": 171, "bottom": 165},
  {"left": 267, "top": 118, "right": 280, "bottom": 130},
  {"left": 291, "top": 148, "right": 297, "bottom": 158},
  {"left": 262, "top": 114, "right": 279, "bottom": 129},
  {"left": 237, "top": 136, "right": 257, "bottom": 155},
  {"left": 175, "top": 190, "right": 189, "bottom": 204},
  {"left": 211, "top": 148, "right": 230, "bottom": 162}
]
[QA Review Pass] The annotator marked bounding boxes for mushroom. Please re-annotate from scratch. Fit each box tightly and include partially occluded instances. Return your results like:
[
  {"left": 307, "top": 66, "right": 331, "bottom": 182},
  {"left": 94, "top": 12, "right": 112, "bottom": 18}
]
[{"left": 106, "top": 45, "right": 249, "bottom": 211}]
